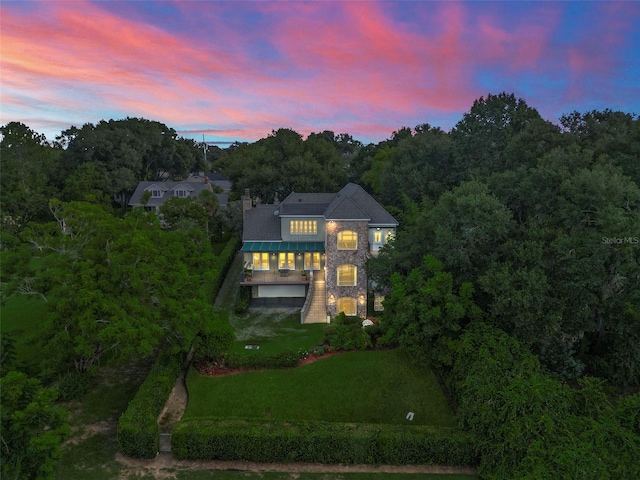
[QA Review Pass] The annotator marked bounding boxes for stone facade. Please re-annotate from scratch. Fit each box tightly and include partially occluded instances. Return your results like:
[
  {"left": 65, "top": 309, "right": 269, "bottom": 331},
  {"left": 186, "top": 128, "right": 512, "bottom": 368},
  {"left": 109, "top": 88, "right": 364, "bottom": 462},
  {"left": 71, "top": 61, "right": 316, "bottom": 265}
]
[{"left": 325, "top": 220, "right": 369, "bottom": 318}]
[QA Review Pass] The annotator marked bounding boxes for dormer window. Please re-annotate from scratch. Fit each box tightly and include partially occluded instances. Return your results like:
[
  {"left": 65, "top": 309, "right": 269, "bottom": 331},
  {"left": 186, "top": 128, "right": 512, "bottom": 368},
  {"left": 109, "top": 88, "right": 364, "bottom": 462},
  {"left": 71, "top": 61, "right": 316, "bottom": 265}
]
[
  {"left": 151, "top": 190, "right": 162, "bottom": 198},
  {"left": 175, "top": 190, "right": 187, "bottom": 198}
]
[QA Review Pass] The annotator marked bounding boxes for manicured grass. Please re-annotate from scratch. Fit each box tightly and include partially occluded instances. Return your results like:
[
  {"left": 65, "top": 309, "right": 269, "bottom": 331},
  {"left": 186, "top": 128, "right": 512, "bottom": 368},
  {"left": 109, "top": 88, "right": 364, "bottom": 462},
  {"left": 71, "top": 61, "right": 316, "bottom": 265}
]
[
  {"left": 229, "top": 310, "right": 327, "bottom": 355},
  {"left": 184, "top": 349, "right": 456, "bottom": 427},
  {"left": 0, "top": 296, "right": 50, "bottom": 373}
]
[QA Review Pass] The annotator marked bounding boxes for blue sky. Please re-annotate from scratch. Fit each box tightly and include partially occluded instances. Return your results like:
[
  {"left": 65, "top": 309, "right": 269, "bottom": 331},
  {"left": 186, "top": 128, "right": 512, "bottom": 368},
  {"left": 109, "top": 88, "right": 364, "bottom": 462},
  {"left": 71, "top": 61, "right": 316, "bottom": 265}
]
[{"left": 1, "top": 0, "right": 638, "bottom": 144}]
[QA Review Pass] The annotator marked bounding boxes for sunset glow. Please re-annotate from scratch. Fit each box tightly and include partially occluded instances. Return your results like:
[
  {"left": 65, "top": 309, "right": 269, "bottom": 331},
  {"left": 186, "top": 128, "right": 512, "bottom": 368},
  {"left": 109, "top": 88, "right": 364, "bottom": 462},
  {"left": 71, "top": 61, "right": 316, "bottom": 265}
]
[{"left": 1, "top": 0, "right": 638, "bottom": 144}]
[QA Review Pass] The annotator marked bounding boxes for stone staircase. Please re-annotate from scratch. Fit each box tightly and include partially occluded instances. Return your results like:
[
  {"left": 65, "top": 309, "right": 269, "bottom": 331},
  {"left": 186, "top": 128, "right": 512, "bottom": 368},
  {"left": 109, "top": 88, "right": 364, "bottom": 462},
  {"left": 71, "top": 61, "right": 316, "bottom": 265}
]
[{"left": 302, "top": 270, "right": 328, "bottom": 324}]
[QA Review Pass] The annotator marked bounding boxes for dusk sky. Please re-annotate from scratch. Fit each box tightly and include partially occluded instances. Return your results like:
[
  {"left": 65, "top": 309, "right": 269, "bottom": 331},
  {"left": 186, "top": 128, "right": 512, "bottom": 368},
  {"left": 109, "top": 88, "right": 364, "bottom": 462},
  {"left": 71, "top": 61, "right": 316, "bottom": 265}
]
[{"left": 2, "top": 0, "right": 639, "bottom": 145}]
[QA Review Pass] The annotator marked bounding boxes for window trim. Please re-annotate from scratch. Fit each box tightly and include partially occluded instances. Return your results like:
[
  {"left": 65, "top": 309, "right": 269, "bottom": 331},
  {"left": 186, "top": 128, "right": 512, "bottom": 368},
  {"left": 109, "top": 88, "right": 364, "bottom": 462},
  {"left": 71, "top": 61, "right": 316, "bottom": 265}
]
[
  {"left": 290, "top": 220, "right": 317, "bottom": 236},
  {"left": 374, "top": 295, "right": 385, "bottom": 311},
  {"left": 337, "top": 230, "right": 358, "bottom": 250},
  {"left": 304, "top": 252, "right": 320, "bottom": 270},
  {"left": 278, "top": 252, "right": 295, "bottom": 270},
  {"left": 252, "top": 252, "right": 269, "bottom": 270},
  {"left": 337, "top": 264, "right": 357, "bottom": 286},
  {"left": 337, "top": 297, "right": 357, "bottom": 316}
]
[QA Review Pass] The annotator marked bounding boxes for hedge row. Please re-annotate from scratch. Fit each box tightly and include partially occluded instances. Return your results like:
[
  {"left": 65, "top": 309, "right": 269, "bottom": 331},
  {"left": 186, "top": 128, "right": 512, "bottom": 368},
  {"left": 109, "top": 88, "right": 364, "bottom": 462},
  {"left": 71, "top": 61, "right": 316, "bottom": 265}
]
[
  {"left": 224, "top": 350, "right": 303, "bottom": 370},
  {"left": 117, "top": 352, "right": 184, "bottom": 458},
  {"left": 206, "top": 236, "right": 240, "bottom": 301},
  {"left": 172, "top": 418, "right": 477, "bottom": 466},
  {"left": 117, "top": 235, "right": 240, "bottom": 458}
]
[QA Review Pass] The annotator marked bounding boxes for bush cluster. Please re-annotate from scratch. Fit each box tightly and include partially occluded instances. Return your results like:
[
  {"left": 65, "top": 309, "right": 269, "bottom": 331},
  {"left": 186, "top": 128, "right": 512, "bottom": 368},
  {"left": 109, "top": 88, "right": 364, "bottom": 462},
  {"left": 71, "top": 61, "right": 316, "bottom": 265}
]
[
  {"left": 117, "top": 352, "right": 184, "bottom": 458},
  {"left": 234, "top": 286, "right": 252, "bottom": 315},
  {"left": 56, "top": 370, "right": 95, "bottom": 401},
  {"left": 172, "top": 418, "right": 476, "bottom": 466},
  {"left": 224, "top": 350, "right": 303, "bottom": 370},
  {"left": 431, "top": 321, "right": 640, "bottom": 478},
  {"left": 193, "top": 321, "right": 235, "bottom": 363},
  {"left": 325, "top": 313, "right": 383, "bottom": 351}
]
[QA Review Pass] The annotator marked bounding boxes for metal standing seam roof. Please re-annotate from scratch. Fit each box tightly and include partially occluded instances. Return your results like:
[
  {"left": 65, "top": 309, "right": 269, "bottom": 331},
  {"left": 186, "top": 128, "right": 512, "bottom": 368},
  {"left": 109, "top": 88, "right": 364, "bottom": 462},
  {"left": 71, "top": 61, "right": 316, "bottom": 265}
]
[{"left": 240, "top": 241, "right": 325, "bottom": 252}]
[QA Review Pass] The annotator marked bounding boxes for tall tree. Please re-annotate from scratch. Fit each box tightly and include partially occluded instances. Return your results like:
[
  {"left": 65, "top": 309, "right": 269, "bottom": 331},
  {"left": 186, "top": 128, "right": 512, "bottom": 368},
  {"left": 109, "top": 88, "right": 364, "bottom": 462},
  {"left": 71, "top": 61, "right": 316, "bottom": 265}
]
[
  {"left": 0, "top": 122, "right": 61, "bottom": 231},
  {"left": 451, "top": 92, "right": 544, "bottom": 180},
  {"left": 62, "top": 118, "right": 200, "bottom": 212}
]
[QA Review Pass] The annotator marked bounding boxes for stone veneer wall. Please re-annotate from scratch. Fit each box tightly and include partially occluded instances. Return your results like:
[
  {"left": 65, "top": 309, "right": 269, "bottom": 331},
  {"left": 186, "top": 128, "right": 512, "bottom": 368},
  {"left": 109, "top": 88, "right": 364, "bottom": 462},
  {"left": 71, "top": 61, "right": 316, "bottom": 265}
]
[{"left": 325, "top": 220, "right": 369, "bottom": 318}]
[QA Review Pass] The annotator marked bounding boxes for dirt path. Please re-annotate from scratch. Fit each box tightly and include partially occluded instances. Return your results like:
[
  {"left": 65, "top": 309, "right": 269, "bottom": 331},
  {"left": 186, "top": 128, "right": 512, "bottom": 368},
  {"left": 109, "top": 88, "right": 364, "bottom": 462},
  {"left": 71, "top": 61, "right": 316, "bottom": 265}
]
[{"left": 117, "top": 453, "right": 478, "bottom": 476}]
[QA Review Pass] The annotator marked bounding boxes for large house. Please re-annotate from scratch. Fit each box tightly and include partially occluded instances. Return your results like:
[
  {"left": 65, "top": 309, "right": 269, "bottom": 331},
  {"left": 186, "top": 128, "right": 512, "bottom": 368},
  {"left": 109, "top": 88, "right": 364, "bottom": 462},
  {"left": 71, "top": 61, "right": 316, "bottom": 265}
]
[
  {"left": 129, "top": 176, "right": 229, "bottom": 212},
  {"left": 241, "top": 183, "right": 398, "bottom": 323}
]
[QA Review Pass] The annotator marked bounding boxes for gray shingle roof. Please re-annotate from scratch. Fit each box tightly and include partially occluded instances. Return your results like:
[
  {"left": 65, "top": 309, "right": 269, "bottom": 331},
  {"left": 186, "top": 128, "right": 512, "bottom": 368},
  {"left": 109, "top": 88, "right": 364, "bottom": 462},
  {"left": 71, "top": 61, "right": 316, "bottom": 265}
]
[
  {"left": 279, "top": 192, "right": 337, "bottom": 216},
  {"left": 242, "top": 183, "right": 398, "bottom": 241},
  {"left": 129, "top": 181, "right": 227, "bottom": 208},
  {"left": 325, "top": 183, "right": 398, "bottom": 225},
  {"left": 242, "top": 204, "right": 282, "bottom": 241}
]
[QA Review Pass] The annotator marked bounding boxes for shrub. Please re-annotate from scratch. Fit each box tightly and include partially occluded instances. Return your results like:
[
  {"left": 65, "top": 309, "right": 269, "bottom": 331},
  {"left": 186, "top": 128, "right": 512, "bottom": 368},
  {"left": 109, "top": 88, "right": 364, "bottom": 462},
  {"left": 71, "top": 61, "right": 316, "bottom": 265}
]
[
  {"left": 194, "top": 320, "right": 235, "bottom": 362},
  {"left": 326, "top": 313, "right": 375, "bottom": 351},
  {"left": 56, "top": 370, "right": 95, "bottom": 401},
  {"left": 234, "top": 286, "right": 252, "bottom": 315},
  {"left": 224, "top": 350, "right": 303, "bottom": 370},
  {"left": 172, "top": 418, "right": 477, "bottom": 466},
  {"left": 117, "top": 352, "right": 184, "bottom": 458}
]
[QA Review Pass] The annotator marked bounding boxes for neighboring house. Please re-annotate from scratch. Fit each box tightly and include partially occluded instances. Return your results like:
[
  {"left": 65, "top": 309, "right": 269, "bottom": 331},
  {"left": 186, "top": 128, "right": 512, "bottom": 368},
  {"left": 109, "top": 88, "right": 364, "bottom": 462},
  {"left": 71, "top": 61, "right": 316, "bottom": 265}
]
[
  {"left": 129, "top": 178, "right": 227, "bottom": 212},
  {"left": 241, "top": 183, "right": 398, "bottom": 323}
]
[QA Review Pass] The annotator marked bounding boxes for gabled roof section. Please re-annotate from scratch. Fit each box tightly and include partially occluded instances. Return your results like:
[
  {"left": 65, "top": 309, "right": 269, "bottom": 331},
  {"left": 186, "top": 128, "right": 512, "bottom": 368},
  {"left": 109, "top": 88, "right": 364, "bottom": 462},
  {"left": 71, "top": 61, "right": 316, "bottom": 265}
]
[
  {"left": 129, "top": 181, "right": 213, "bottom": 207},
  {"left": 279, "top": 192, "right": 337, "bottom": 216},
  {"left": 242, "top": 204, "right": 282, "bottom": 241},
  {"left": 325, "top": 183, "right": 398, "bottom": 225},
  {"left": 324, "top": 195, "right": 369, "bottom": 221},
  {"left": 169, "top": 183, "right": 196, "bottom": 192}
]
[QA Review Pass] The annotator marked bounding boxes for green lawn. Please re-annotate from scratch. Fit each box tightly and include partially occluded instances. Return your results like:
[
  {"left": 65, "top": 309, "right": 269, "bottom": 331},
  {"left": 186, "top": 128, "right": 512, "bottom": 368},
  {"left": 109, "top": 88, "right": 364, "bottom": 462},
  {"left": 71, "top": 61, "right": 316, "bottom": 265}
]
[
  {"left": 229, "top": 310, "right": 327, "bottom": 355},
  {"left": 184, "top": 349, "right": 456, "bottom": 427}
]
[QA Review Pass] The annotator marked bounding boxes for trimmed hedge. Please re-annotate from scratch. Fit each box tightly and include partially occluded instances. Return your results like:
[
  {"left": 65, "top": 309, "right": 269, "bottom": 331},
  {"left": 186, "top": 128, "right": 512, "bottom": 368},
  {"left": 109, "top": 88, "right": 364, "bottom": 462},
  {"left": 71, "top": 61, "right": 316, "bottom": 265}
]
[
  {"left": 117, "top": 235, "right": 239, "bottom": 458},
  {"left": 224, "top": 350, "right": 303, "bottom": 370},
  {"left": 172, "top": 418, "right": 477, "bottom": 466},
  {"left": 117, "top": 352, "right": 184, "bottom": 458}
]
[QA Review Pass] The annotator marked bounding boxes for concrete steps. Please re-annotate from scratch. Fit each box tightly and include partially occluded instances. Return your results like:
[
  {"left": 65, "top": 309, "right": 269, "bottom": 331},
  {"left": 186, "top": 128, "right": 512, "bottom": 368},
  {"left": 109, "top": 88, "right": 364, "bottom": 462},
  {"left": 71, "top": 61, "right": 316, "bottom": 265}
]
[{"left": 303, "top": 271, "right": 328, "bottom": 324}]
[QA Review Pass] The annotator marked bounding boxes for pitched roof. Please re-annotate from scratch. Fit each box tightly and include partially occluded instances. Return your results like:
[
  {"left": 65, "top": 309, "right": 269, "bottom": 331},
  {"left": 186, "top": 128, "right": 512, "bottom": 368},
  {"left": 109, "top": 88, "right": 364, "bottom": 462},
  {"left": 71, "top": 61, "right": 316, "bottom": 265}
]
[
  {"left": 128, "top": 181, "right": 215, "bottom": 207},
  {"left": 242, "top": 183, "right": 398, "bottom": 242},
  {"left": 279, "top": 192, "right": 337, "bottom": 216},
  {"left": 325, "top": 183, "right": 398, "bottom": 225},
  {"left": 242, "top": 204, "right": 281, "bottom": 241}
]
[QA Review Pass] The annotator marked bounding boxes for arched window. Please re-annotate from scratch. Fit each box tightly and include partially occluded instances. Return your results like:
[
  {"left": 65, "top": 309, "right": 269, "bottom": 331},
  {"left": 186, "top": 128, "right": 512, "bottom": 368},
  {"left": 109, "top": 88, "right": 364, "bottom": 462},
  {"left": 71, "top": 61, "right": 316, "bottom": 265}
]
[
  {"left": 337, "top": 264, "right": 357, "bottom": 286},
  {"left": 337, "top": 230, "right": 358, "bottom": 249},
  {"left": 337, "top": 297, "right": 357, "bottom": 316}
]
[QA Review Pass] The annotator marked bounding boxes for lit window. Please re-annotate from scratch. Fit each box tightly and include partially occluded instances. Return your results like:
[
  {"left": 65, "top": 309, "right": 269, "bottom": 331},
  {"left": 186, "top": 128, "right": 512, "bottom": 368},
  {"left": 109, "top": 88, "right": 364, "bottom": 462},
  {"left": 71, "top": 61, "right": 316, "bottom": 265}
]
[
  {"left": 337, "top": 297, "right": 357, "bottom": 316},
  {"left": 374, "top": 296, "right": 385, "bottom": 311},
  {"left": 337, "top": 230, "right": 357, "bottom": 249},
  {"left": 374, "top": 231, "right": 382, "bottom": 243},
  {"left": 290, "top": 220, "right": 317, "bottom": 235},
  {"left": 278, "top": 252, "right": 295, "bottom": 270},
  {"left": 304, "top": 252, "right": 320, "bottom": 270},
  {"left": 337, "top": 264, "right": 357, "bottom": 286},
  {"left": 252, "top": 253, "right": 269, "bottom": 270}
]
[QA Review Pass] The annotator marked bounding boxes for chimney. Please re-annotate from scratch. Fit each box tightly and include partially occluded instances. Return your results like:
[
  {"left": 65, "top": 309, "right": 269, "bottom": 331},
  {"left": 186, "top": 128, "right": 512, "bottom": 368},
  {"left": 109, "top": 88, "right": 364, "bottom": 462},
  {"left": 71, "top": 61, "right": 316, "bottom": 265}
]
[{"left": 242, "top": 188, "right": 252, "bottom": 213}]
